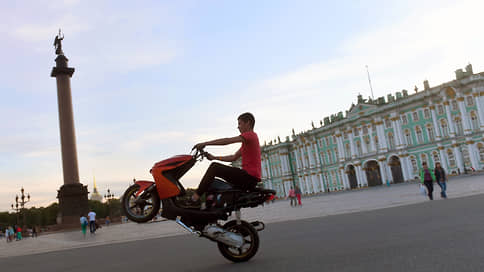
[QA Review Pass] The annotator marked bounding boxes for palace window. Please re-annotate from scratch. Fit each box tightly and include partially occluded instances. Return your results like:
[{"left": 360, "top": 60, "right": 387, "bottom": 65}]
[
  {"left": 387, "top": 132, "right": 395, "bottom": 150},
  {"left": 432, "top": 151, "right": 440, "bottom": 164},
  {"left": 478, "top": 143, "right": 484, "bottom": 162},
  {"left": 437, "top": 105, "right": 444, "bottom": 115},
  {"left": 416, "top": 126, "right": 424, "bottom": 144},
  {"left": 354, "top": 128, "right": 359, "bottom": 136},
  {"left": 440, "top": 119, "right": 449, "bottom": 138},
  {"left": 334, "top": 148, "right": 339, "bottom": 160},
  {"left": 363, "top": 126, "right": 368, "bottom": 135},
  {"left": 455, "top": 117, "right": 463, "bottom": 136},
  {"left": 426, "top": 125, "right": 435, "bottom": 142},
  {"left": 420, "top": 153, "right": 428, "bottom": 166},
  {"left": 345, "top": 143, "right": 351, "bottom": 159},
  {"left": 412, "top": 111, "right": 419, "bottom": 122},
  {"left": 471, "top": 111, "right": 479, "bottom": 131},
  {"left": 402, "top": 114, "right": 408, "bottom": 125},
  {"left": 374, "top": 135, "right": 379, "bottom": 147},
  {"left": 462, "top": 147, "right": 471, "bottom": 166},
  {"left": 410, "top": 156, "right": 418, "bottom": 173},
  {"left": 404, "top": 129, "right": 412, "bottom": 145},
  {"left": 356, "top": 141, "right": 362, "bottom": 156},
  {"left": 344, "top": 133, "right": 348, "bottom": 140},
  {"left": 424, "top": 109, "right": 430, "bottom": 119},
  {"left": 385, "top": 119, "right": 392, "bottom": 128},
  {"left": 451, "top": 100, "right": 458, "bottom": 111},
  {"left": 467, "top": 96, "right": 474, "bottom": 106},
  {"left": 447, "top": 149, "right": 456, "bottom": 168},
  {"left": 327, "top": 150, "right": 332, "bottom": 164},
  {"left": 333, "top": 135, "right": 337, "bottom": 144},
  {"left": 364, "top": 136, "right": 371, "bottom": 152}
]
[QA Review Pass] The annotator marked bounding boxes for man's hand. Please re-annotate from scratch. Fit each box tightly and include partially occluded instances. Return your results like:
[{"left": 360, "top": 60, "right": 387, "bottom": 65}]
[{"left": 193, "top": 142, "right": 206, "bottom": 150}]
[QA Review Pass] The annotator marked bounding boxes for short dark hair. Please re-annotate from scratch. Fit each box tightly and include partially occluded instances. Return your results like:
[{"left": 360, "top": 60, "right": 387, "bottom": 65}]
[
  {"left": 238, "top": 112, "right": 255, "bottom": 128},
  {"left": 422, "top": 162, "right": 427, "bottom": 166}
]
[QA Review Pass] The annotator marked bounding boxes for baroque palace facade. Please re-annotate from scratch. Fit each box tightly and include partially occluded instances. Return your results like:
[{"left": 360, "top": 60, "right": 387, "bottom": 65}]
[{"left": 260, "top": 64, "right": 484, "bottom": 197}]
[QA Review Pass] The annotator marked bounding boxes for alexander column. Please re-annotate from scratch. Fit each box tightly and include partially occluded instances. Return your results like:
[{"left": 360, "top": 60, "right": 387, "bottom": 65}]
[{"left": 50, "top": 30, "right": 88, "bottom": 225}]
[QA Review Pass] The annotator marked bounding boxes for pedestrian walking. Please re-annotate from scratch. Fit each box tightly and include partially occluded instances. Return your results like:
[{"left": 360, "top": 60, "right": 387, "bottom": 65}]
[
  {"left": 32, "top": 226, "right": 37, "bottom": 238},
  {"left": 420, "top": 162, "right": 436, "bottom": 200},
  {"left": 16, "top": 226, "right": 22, "bottom": 241},
  {"left": 8, "top": 226, "right": 14, "bottom": 242},
  {"left": 87, "top": 210, "right": 96, "bottom": 234},
  {"left": 295, "top": 186, "right": 302, "bottom": 206},
  {"left": 288, "top": 187, "right": 296, "bottom": 206},
  {"left": 5, "top": 228, "right": 9, "bottom": 243},
  {"left": 105, "top": 216, "right": 111, "bottom": 226},
  {"left": 434, "top": 162, "right": 447, "bottom": 198},
  {"left": 80, "top": 214, "right": 88, "bottom": 237}
]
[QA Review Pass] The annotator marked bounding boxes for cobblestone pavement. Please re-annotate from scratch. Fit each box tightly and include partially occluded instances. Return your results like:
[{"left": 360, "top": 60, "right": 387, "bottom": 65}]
[{"left": 1, "top": 173, "right": 483, "bottom": 258}]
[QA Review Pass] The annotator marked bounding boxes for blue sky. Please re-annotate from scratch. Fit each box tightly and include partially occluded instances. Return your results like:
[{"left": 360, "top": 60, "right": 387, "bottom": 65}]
[{"left": 1, "top": 0, "right": 483, "bottom": 211}]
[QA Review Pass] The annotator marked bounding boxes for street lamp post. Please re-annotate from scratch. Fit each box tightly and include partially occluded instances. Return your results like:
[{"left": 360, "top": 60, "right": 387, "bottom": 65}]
[
  {"left": 11, "top": 187, "right": 30, "bottom": 226},
  {"left": 104, "top": 189, "right": 115, "bottom": 217}
]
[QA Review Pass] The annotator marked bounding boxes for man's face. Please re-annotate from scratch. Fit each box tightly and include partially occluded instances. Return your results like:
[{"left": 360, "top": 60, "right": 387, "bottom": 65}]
[
  {"left": 423, "top": 164, "right": 428, "bottom": 169},
  {"left": 238, "top": 119, "right": 250, "bottom": 133}
]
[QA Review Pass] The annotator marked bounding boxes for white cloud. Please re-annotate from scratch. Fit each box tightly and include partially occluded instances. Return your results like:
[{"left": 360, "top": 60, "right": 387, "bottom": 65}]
[{"left": 232, "top": 0, "right": 484, "bottom": 144}]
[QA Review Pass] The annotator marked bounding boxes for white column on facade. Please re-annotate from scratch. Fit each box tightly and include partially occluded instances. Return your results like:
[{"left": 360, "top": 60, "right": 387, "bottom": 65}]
[
  {"left": 466, "top": 140, "right": 480, "bottom": 170},
  {"left": 278, "top": 152, "right": 286, "bottom": 175},
  {"left": 355, "top": 164, "right": 363, "bottom": 187},
  {"left": 348, "top": 129, "right": 357, "bottom": 159},
  {"left": 453, "top": 143, "right": 465, "bottom": 173},
  {"left": 375, "top": 119, "right": 388, "bottom": 153},
  {"left": 399, "top": 155, "right": 410, "bottom": 181},
  {"left": 361, "top": 165, "right": 368, "bottom": 186},
  {"left": 391, "top": 114, "right": 404, "bottom": 149},
  {"left": 437, "top": 145, "right": 449, "bottom": 173},
  {"left": 311, "top": 173, "right": 319, "bottom": 192},
  {"left": 335, "top": 131, "right": 345, "bottom": 161},
  {"left": 369, "top": 125, "right": 376, "bottom": 153},
  {"left": 318, "top": 172, "right": 326, "bottom": 192},
  {"left": 360, "top": 127, "right": 368, "bottom": 155},
  {"left": 304, "top": 175, "right": 311, "bottom": 194},
  {"left": 444, "top": 100, "right": 456, "bottom": 137},
  {"left": 378, "top": 159, "right": 388, "bottom": 185},
  {"left": 339, "top": 168, "right": 348, "bottom": 189},
  {"left": 306, "top": 142, "right": 316, "bottom": 169},
  {"left": 402, "top": 156, "right": 413, "bottom": 180},
  {"left": 472, "top": 88, "right": 484, "bottom": 130},
  {"left": 429, "top": 102, "right": 442, "bottom": 140},
  {"left": 457, "top": 96, "right": 472, "bottom": 135}
]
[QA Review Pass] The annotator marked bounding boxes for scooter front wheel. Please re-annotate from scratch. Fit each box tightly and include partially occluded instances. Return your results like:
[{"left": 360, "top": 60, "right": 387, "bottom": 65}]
[
  {"left": 217, "top": 220, "right": 260, "bottom": 263},
  {"left": 122, "top": 184, "right": 160, "bottom": 223}
]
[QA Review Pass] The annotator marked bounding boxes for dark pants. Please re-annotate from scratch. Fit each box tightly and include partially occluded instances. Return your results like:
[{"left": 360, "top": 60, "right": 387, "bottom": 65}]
[
  {"left": 89, "top": 221, "right": 96, "bottom": 233},
  {"left": 196, "top": 162, "right": 259, "bottom": 196},
  {"left": 424, "top": 180, "right": 433, "bottom": 200}
]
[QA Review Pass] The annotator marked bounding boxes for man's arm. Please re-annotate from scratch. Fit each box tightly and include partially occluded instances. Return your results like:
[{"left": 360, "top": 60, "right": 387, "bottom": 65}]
[
  {"left": 213, "top": 148, "right": 242, "bottom": 163},
  {"left": 195, "top": 136, "right": 245, "bottom": 149}
]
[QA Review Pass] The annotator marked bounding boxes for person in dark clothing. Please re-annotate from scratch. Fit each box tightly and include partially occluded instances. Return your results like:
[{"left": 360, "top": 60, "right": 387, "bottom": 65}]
[
  {"left": 419, "top": 162, "right": 436, "bottom": 200},
  {"left": 434, "top": 162, "right": 447, "bottom": 198}
]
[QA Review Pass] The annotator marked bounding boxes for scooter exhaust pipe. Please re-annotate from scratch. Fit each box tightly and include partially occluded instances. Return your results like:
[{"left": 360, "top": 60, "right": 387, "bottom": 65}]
[{"left": 203, "top": 225, "right": 244, "bottom": 248}]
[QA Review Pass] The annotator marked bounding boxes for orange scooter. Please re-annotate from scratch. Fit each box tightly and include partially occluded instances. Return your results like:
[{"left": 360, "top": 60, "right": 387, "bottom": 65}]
[{"left": 122, "top": 147, "right": 276, "bottom": 262}]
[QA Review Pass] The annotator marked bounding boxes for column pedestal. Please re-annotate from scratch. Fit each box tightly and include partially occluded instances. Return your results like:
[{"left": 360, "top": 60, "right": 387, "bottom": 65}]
[{"left": 57, "top": 183, "right": 89, "bottom": 226}]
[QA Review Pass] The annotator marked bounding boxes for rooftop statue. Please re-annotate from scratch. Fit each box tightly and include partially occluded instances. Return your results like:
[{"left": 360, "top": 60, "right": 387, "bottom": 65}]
[{"left": 53, "top": 29, "right": 64, "bottom": 55}]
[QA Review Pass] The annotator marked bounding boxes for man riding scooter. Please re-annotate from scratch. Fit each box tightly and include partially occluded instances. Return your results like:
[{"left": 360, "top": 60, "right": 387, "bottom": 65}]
[{"left": 189, "top": 112, "right": 261, "bottom": 207}]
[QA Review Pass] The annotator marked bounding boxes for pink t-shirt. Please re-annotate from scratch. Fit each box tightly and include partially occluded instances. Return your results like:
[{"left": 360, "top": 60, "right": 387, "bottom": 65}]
[{"left": 240, "top": 131, "right": 261, "bottom": 180}]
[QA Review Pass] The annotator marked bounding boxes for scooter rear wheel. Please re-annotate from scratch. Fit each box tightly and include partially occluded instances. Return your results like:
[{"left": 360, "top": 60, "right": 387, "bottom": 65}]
[
  {"left": 122, "top": 184, "right": 160, "bottom": 223},
  {"left": 217, "top": 220, "right": 259, "bottom": 262}
]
